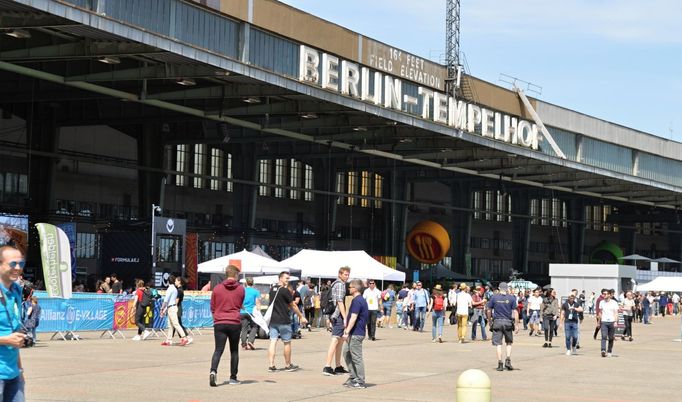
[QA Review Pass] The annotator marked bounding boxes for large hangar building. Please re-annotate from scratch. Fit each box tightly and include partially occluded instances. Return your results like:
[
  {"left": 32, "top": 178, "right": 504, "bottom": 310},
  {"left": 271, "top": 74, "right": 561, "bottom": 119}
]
[{"left": 1, "top": 0, "right": 681, "bottom": 286}]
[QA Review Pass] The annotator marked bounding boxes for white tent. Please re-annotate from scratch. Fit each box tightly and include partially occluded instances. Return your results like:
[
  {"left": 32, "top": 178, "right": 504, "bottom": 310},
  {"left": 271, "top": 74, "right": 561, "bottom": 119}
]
[
  {"left": 198, "top": 249, "right": 282, "bottom": 275},
  {"left": 239, "top": 275, "right": 299, "bottom": 285},
  {"left": 636, "top": 276, "right": 682, "bottom": 292},
  {"left": 280, "top": 249, "right": 405, "bottom": 282}
]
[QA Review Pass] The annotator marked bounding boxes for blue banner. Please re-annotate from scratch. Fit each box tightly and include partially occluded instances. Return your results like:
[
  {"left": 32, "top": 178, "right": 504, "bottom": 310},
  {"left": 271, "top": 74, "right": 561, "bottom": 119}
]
[
  {"left": 57, "top": 222, "right": 77, "bottom": 280},
  {"left": 150, "top": 295, "right": 213, "bottom": 330},
  {"left": 37, "top": 298, "right": 113, "bottom": 332}
]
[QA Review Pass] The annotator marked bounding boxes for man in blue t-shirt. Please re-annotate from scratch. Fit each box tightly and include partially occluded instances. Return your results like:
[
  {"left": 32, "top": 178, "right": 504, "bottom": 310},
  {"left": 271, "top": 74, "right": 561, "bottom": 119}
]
[
  {"left": 486, "top": 282, "right": 519, "bottom": 372},
  {"left": 342, "top": 279, "right": 369, "bottom": 389},
  {"left": 240, "top": 277, "right": 261, "bottom": 350},
  {"left": 0, "top": 245, "right": 27, "bottom": 402},
  {"left": 412, "top": 282, "right": 429, "bottom": 332}
]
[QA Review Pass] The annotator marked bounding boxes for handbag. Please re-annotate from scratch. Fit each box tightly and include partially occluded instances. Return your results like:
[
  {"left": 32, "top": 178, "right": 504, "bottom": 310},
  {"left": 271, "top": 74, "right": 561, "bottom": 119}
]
[{"left": 263, "top": 287, "right": 281, "bottom": 326}]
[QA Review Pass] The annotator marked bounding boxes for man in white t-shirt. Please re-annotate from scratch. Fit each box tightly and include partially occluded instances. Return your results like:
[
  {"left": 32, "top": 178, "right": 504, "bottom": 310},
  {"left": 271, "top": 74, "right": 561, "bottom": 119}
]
[
  {"left": 527, "top": 288, "right": 543, "bottom": 336},
  {"left": 454, "top": 283, "right": 473, "bottom": 343},
  {"left": 363, "top": 280, "right": 382, "bottom": 341},
  {"left": 598, "top": 289, "right": 619, "bottom": 357},
  {"left": 672, "top": 293, "right": 681, "bottom": 316}
]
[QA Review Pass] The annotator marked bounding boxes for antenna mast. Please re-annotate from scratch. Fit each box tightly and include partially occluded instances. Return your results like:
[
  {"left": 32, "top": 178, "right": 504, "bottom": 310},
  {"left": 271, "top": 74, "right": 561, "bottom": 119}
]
[{"left": 446, "top": 0, "right": 461, "bottom": 96}]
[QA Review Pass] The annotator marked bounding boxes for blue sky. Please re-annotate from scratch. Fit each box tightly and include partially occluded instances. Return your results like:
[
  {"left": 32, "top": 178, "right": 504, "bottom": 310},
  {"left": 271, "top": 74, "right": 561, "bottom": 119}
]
[{"left": 280, "top": 0, "right": 682, "bottom": 142}]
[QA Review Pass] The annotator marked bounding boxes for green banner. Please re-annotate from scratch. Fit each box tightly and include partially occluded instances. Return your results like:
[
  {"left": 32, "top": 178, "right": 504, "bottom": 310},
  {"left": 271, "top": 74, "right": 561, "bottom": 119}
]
[{"left": 35, "top": 223, "right": 72, "bottom": 299}]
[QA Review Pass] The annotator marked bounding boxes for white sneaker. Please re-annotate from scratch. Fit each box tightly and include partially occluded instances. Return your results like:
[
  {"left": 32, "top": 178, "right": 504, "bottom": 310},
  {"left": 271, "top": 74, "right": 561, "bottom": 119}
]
[
  {"left": 571, "top": 347, "right": 577, "bottom": 354},
  {"left": 606, "top": 353, "right": 612, "bottom": 358},
  {"left": 565, "top": 350, "right": 572, "bottom": 356},
  {"left": 132, "top": 335, "right": 141, "bottom": 341},
  {"left": 142, "top": 330, "right": 151, "bottom": 340},
  {"left": 186, "top": 336, "right": 194, "bottom": 345}
]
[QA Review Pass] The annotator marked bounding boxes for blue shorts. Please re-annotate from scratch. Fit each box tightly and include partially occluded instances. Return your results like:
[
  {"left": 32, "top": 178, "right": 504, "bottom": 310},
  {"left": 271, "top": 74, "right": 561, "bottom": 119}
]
[
  {"left": 269, "top": 324, "right": 293, "bottom": 342},
  {"left": 383, "top": 303, "right": 393, "bottom": 316},
  {"left": 331, "top": 316, "right": 345, "bottom": 338}
]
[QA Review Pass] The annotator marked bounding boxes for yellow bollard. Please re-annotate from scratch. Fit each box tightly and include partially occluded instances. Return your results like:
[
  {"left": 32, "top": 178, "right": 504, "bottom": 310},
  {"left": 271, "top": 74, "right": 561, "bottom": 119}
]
[{"left": 456, "top": 369, "right": 491, "bottom": 402}]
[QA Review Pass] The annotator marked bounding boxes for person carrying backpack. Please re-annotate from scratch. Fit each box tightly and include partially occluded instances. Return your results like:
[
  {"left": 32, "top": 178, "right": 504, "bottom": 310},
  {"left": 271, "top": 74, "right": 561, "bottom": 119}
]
[
  {"left": 428, "top": 284, "right": 447, "bottom": 343},
  {"left": 132, "top": 280, "right": 151, "bottom": 341}
]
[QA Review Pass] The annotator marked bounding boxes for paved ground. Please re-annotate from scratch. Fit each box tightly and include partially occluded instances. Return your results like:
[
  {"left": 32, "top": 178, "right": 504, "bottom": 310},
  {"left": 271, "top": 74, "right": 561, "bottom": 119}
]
[{"left": 22, "top": 314, "right": 682, "bottom": 402}]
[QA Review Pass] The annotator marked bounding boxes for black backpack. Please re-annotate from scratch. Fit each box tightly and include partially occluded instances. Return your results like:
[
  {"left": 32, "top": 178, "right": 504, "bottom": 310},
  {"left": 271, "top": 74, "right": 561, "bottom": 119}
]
[
  {"left": 322, "top": 280, "right": 342, "bottom": 315},
  {"left": 140, "top": 288, "right": 152, "bottom": 307}
]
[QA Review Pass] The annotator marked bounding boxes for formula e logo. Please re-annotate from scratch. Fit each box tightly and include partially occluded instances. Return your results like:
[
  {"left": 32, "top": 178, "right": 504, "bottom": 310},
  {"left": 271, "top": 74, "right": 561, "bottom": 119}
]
[
  {"left": 65, "top": 306, "right": 76, "bottom": 324},
  {"left": 166, "top": 219, "right": 175, "bottom": 233}
]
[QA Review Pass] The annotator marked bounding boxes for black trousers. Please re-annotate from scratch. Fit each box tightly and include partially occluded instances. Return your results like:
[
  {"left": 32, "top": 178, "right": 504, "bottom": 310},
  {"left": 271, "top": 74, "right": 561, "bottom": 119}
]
[
  {"left": 240, "top": 313, "right": 258, "bottom": 345},
  {"left": 367, "top": 310, "right": 378, "bottom": 338},
  {"left": 623, "top": 315, "right": 633, "bottom": 337},
  {"left": 542, "top": 316, "right": 555, "bottom": 342},
  {"left": 211, "top": 323, "right": 241, "bottom": 379},
  {"left": 135, "top": 305, "right": 146, "bottom": 335}
]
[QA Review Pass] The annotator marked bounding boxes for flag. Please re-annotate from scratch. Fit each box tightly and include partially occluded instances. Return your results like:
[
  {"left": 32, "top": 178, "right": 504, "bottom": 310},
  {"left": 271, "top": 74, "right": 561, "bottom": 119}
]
[{"left": 35, "top": 223, "right": 73, "bottom": 299}]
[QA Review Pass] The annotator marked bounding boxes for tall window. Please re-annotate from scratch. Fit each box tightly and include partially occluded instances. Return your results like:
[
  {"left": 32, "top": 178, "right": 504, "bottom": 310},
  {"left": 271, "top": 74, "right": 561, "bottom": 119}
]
[
  {"left": 289, "top": 159, "right": 300, "bottom": 199},
  {"left": 360, "top": 171, "right": 370, "bottom": 207},
  {"left": 303, "top": 164, "right": 314, "bottom": 201},
  {"left": 336, "top": 172, "right": 346, "bottom": 205},
  {"left": 541, "top": 198, "right": 550, "bottom": 226},
  {"left": 484, "top": 190, "right": 493, "bottom": 221},
  {"left": 193, "top": 144, "right": 206, "bottom": 188},
  {"left": 175, "top": 144, "right": 188, "bottom": 186},
  {"left": 76, "top": 233, "right": 96, "bottom": 259},
  {"left": 530, "top": 199, "right": 539, "bottom": 225},
  {"left": 210, "top": 148, "right": 224, "bottom": 191},
  {"left": 226, "top": 153, "right": 233, "bottom": 192},
  {"left": 374, "top": 174, "right": 383, "bottom": 208},
  {"left": 347, "top": 171, "right": 358, "bottom": 206},
  {"left": 496, "top": 191, "right": 505, "bottom": 222},
  {"left": 258, "top": 159, "right": 271, "bottom": 196},
  {"left": 473, "top": 191, "right": 482, "bottom": 219},
  {"left": 274, "top": 159, "right": 286, "bottom": 198},
  {"left": 551, "top": 198, "right": 561, "bottom": 227}
]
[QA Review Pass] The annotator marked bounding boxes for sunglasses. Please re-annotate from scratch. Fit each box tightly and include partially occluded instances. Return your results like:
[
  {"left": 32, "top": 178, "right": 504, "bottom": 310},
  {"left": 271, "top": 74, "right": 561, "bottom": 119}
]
[{"left": 8, "top": 260, "right": 25, "bottom": 269}]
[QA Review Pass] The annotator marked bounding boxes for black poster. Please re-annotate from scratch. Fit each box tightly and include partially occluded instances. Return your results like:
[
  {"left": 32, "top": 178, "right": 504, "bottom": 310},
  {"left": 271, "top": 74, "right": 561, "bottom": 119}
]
[{"left": 101, "top": 231, "right": 151, "bottom": 289}]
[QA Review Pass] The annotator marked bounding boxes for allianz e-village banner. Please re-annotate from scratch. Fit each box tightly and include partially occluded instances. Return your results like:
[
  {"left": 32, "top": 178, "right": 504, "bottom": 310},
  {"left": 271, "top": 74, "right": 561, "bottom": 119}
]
[{"left": 35, "top": 223, "right": 73, "bottom": 299}]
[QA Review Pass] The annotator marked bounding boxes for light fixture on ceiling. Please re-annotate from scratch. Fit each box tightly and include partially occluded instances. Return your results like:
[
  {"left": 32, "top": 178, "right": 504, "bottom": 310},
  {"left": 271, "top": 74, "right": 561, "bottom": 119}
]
[
  {"left": 243, "top": 97, "right": 261, "bottom": 104},
  {"left": 301, "top": 112, "right": 318, "bottom": 119},
  {"left": 398, "top": 138, "right": 412, "bottom": 143},
  {"left": 352, "top": 126, "right": 367, "bottom": 132},
  {"left": 97, "top": 56, "right": 121, "bottom": 65},
  {"left": 4, "top": 29, "right": 31, "bottom": 39},
  {"left": 176, "top": 78, "right": 196, "bottom": 86}
]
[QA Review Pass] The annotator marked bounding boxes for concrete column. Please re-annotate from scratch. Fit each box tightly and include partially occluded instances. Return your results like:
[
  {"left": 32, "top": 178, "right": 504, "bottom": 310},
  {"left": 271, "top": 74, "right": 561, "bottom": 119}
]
[
  {"left": 567, "top": 198, "right": 586, "bottom": 263},
  {"left": 137, "top": 123, "right": 164, "bottom": 219},
  {"left": 387, "top": 173, "right": 409, "bottom": 264},
  {"left": 312, "top": 158, "right": 336, "bottom": 250},
  {"left": 511, "top": 191, "right": 531, "bottom": 274},
  {"left": 450, "top": 182, "right": 472, "bottom": 275},
  {"left": 231, "top": 143, "right": 258, "bottom": 248}
]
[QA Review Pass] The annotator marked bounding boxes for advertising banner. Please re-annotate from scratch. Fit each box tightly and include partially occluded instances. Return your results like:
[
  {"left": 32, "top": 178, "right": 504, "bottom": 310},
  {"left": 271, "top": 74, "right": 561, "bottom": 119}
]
[
  {"left": 113, "top": 297, "right": 137, "bottom": 330},
  {"left": 57, "top": 222, "right": 77, "bottom": 280},
  {"left": 35, "top": 223, "right": 73, "bottom": 299},
  {"left": 37, "top": 297, "right": 113, "bottom": 332}
]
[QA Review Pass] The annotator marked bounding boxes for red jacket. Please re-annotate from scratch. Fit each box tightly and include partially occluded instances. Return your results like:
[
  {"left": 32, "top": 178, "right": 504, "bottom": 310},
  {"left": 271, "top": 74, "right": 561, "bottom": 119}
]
[{"left": 210, "top": 278, "right": 245, "bottom": 325}]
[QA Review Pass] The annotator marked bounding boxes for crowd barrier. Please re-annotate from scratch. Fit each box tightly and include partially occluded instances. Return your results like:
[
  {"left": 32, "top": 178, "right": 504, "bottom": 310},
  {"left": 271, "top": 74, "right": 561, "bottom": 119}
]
[{"left": 32, "top": 291, "right": 213, "bottom": 340}]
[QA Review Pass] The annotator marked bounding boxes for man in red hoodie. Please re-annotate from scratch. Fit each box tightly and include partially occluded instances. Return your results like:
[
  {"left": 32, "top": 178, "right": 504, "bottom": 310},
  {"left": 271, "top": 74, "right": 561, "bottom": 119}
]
[{"left": 209, "top": 264, "right": 245, "bottom": 386}]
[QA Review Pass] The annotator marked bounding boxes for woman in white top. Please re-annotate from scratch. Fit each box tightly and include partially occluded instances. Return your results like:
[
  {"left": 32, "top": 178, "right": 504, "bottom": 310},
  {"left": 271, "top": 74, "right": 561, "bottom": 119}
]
[{"left": 620, "top": 291, "right": 635, "bottom": 342}]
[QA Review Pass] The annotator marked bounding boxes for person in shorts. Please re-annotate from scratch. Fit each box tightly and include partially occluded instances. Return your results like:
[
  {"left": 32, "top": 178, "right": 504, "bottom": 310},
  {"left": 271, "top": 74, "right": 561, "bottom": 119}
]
[
  {"left": 486, "top": 282, "right": 519, "bottom": 371},
  {"left": 267, "top": 271, "right": 307, "bottom": 372},
  {"left": 526, "top": 288, "right": 542, "bottom": 336},
  {"left": 323, "top": 267, "right": 351, "bottom": 376}
]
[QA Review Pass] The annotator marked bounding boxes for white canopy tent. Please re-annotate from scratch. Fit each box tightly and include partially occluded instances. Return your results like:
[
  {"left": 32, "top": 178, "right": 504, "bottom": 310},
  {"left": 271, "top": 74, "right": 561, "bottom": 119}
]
[
  {"left": 280, "top": 249, "right": 405, "bottom": 282},
  {"left": 198, "top": 249, "right": 282, "bottom": 275},
  {"left": 239, "top": 275, "right": 299, "bottom": 285},
  {"left": 636, "top": 276, "right": 682, "bottom": 292}
]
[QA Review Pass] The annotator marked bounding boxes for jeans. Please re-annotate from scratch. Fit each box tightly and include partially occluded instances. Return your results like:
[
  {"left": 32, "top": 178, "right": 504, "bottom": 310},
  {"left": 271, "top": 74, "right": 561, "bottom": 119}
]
[
  {"left": 471, "top": 310, "right": 487, "bottom": 340},
  {"left": 414, "top": 306, "right": 427, "bottom": 331},
  {"left": 431, "top": 310, "right": 444, "bottom": 339},
  {"left": 367, "top": 310, "right": 378, "bottom": 338},
  {"left": 0, "top": 376, "right": 25, "bottom": 402},
  {"left": 343, "top": 335, "right": 365, "bottom": 384},
  {"left": 240, "top": 313, "right": 258, "bottom": 345},
  {"left": 211, "top": 323, "right": 241, "bottom": 379},
  {"left": 521, "top": 308, "right": 529, "bottom": 330},
  {"left": 543, "top": 316, "right": 556, "bottom": 342},
  {"left": 564, "top": 321, "right": 579, "bottom": 350},
  {"left": 135, "top": 305, "right": 146, "bottom": 335},
  {"left": 643, "top": 306, "right": 650, "bottom": 324},
  {"left": 600, "top": 322, "right": 615, "bottom": 353},
  {"left": 291, "top": 311, "right": 300, "bottom": 334}
]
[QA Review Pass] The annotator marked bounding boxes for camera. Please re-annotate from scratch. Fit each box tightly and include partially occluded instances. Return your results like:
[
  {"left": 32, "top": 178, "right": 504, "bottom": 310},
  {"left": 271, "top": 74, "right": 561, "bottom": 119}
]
[{"left": 18, "top": 329, "right": 34, "bottom": 348}]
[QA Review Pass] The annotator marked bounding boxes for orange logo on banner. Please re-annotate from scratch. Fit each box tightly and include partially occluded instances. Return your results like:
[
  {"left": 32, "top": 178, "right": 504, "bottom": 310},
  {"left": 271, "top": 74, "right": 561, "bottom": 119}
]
[{"left": 406, "top": 220, "right": 451, "bottom": 264}]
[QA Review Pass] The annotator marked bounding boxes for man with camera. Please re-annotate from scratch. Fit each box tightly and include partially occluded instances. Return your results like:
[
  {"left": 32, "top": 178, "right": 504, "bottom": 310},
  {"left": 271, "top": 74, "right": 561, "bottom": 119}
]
[
  {"left": 486, "top": 282, "right": 519, "bottom": 372},
  {"left": 0, "top": 245, "right": 27, "bottom": 402}
]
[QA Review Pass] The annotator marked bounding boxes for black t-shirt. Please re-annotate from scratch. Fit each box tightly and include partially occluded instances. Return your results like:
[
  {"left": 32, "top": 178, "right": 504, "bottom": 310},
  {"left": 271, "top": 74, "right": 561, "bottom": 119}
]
[
  {"left": 177, "top": 288, "right": 184, "bottom": 308},
  {"left": 562, "top": 301, "right": 580, "bottom": 322},
  {"left": 112, "top": 282, "right": 122, "bottom": 294},
  {"left": 269, "top": 286, "right": 294, "bottom": 325}
]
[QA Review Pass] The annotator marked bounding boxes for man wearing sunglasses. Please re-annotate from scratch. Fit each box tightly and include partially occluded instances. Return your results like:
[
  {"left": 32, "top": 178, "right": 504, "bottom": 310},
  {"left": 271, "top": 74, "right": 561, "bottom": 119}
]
[{"left": 0, "top": 245, "right": 27, "bottom": 402}]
